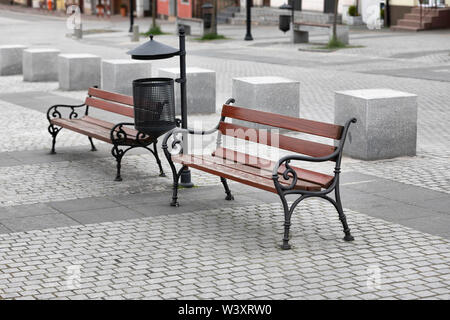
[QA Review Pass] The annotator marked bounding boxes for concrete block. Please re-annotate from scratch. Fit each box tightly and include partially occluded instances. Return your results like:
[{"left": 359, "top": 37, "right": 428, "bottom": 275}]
[
  {"left": 158, "top": 67, "right": 216, "bottom": 114},
  {"left": 58, "top": 54, "right": 101, "bottom": 91},
  {"left": 175, "top": 18, "right": 204, "bottom": 36},
  {"left": 0, "top": 45, "right": 27, "bottom": 75},
  {"left": 101, "top": 59, "right": 151, "bottom": 95},
  {"left": 292, "top": 29, "right": 309, "bottom": 43},
  {"left": 231, "top": 76, "right": 300, "bottom": 128},
  {"left": 329, "top": 25, "right": 349, "bottom": 44},
  {"left": 335, "top": 89, "right": 418, "bottom": 160},
  {"left": 23, "top": 48, "right": 60, "bottom": 82}
]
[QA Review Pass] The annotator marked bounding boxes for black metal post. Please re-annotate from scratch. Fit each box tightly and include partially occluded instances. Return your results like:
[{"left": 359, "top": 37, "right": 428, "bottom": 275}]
[
  {"left": 291, "top": 0, "right": 295, "bottom": 24},
  {"left": 178, "top": 26, "right": 193, "bottom": 188},
  {"left": 245, "top": 0, "right": 253, "bottom": 40},
  {"left": 129, "top": 0, "right": 134, "bottom": 32}
]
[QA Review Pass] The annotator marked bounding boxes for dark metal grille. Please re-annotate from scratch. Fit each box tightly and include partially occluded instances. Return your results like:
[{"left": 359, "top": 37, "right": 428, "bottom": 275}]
[{"left": 132, "top": 77, "right": 176, "bottom": 138}]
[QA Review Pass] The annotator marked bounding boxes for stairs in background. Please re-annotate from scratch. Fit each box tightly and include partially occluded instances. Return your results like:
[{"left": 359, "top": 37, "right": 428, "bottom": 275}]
[
  {"left": 217, "top": 6, "right": 240, "bottom": 24},
  {"left": 391, "top": 7, "right": 450, "bottom": 31}
]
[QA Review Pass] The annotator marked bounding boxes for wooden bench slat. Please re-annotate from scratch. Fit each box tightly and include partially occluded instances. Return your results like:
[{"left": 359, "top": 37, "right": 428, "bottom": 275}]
[
  {"left": 218, "top": 122, "right": 337, "bottom": 160},
  {"left": 82, "top": 116, "right": 142, "bottom": 138},
  {"left": 85, "top": 97, "right": 134, "bottom": 118},
  {"left": 221, "top": 104, "right": 343, "bottom": 140},
  {"left": 213, "top": 147, "right": 334, "bottom": 188},
  {"left": 51, "top": 118, "right": 113, "bottom": 143},
  {"left": 172, "top": 154, "right": 321, "bottom": 192},
  {"left": 51, "top": 117, "right": 149, "bottom": 145},
  {"left": 195, "top": 154, "right": 322, "bottom": 190},
  {"left": 294, "top": 22, "right": 331, "bottom": 28},
  {"left": 87, "top": 87, "right": 133, "bottom": 106}
]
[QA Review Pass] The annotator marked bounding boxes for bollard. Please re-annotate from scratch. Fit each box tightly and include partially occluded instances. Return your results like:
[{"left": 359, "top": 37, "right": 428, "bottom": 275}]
[
  {"left": 74, "top": 24, "right": 82, "bottom": 40},
  {"left": 132, "top": 25, "right": 139, "bottom": 42}
]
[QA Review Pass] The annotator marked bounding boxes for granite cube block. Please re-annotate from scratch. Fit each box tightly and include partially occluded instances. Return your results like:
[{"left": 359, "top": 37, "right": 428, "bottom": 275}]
[
  {"left": 231, "top": 76, "right": 300, "bottom": 128},
  {"left": 58, "top": 54, "right": 101, "bottom": 91},
  {"left": 101, "top": 59, "right": 152, "bottom": 95},
  {"left": 335, "top": 89, "right": 418, "bottom": 160},
  {"left": 23, "top": 48, "right": 60, "bottom": 81},
  {"left": 158, "top": 67, "right": 216, "bottom": 114},
  {"left": 0, "top": 45, "right": 27, "bottom": 75}
]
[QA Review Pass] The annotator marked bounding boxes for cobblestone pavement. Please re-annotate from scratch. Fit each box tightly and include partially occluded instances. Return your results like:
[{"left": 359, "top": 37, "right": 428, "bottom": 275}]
[
  {"left": 0, "top": 11, "right": 449, "bottom": 300},
  {"left": 0, "top": 200, "right": 448, "bottom": 300}
]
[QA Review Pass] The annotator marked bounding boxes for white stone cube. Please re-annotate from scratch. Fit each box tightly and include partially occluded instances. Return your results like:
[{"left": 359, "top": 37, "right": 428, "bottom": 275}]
[
  {"left": 101, "top": 59, "right": 152, "bottom": 96},
  {"left": 335, "top": 88, "right": 418, "bottom": 160},
  {"left": 58, "top": 54, "right": 101, "bottom": 91},
  {"left": 158, "top": 67, "right": 216, "bottom": 114},
  {"left": 231, "top": 76, "right": 300, "bottom": 128},
  {"left": 23, "top": 48, "right": 60, "bottom": 82},
  {"left": 0, "top": 45, "right": 27, "bottom": 75}
]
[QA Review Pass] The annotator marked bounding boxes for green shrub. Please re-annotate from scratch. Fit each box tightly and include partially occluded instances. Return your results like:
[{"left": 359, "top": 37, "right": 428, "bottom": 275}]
[
  {"left": 348, "top": 5, "right": 358, "bottom": 17},
  {"left": 326, "top": 37, "right": 346, "bottom": 49},
  {"left": 197, "top": 33, "right": 227, "bottom": 41},
  {"left": 142, "top": 25, "right": 166, "bottom": 36},
  {"left": 380, "top": 8, "right": 385, "bottom": 19}
]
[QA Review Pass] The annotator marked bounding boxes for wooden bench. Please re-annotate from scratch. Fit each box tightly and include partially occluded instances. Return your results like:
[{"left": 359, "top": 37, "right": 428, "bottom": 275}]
[
  {"left": 176, "top": 17, "right": 204, "bottom": 36},
  {"left": 162, "top": 100, "right": 357, "bottom": 250},
  {"left": 46, "top": 87, "right": 166, "bottom": 181},
  {"left": 292, "top": 22, "right": 349, "bottom": 44}
]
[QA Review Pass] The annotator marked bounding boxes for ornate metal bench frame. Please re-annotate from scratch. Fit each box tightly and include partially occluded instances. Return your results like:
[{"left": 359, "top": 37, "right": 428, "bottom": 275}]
[{"left": 162, "top": 99, "right": 357, "bottom": 249}]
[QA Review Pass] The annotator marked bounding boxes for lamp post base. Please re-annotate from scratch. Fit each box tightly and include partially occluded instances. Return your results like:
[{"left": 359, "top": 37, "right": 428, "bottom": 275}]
[
  {"left": 244, "top": 34, "right": 253, "bottom": 41},
  {"left": 179, "top": 167, "right": 194, "bottom": 188}
]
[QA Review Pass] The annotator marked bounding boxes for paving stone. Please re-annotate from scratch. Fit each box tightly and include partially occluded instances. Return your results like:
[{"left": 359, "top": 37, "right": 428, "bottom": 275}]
[
  {"left": 0, "top": 214, "right": 79, "bottom": 232},
  {"left": 64, "top": 207, "right": 143, "bottom": 224}
]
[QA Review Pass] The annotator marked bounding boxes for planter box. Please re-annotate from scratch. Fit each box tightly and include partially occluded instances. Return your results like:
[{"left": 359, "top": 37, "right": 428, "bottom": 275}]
[{"left": 347, "top": 15, "right": 364, "bottom": 26}]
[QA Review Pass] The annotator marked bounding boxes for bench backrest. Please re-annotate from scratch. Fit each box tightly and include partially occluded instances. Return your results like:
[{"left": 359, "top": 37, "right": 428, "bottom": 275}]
[
  {"left": 85, "top": 87, "right": 134, "bottom": 118},
  {"left": 218, "top": 104, "right": 344, "bottom": 161}
]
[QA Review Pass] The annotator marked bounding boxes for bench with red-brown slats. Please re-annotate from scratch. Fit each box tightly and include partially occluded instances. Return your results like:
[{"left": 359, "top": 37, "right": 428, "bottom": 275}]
[
  {"left": 46, "top": 87, "right": 165, "bottom": 181},
  {"left": 163, "top": 102, "right": 356, "bottom": 249}
]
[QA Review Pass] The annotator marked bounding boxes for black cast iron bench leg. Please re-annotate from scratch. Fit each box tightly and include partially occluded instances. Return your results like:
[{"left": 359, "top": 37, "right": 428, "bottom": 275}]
[
  {"left": 48, "top": 124, "right": 61, "bottom": 154},
  {"left": 88, "top": 137, "right": 97, "bottom": 151},
  {"left": 152, "top": 141, "right": 166, "bottom": 177},
  {"left": 220, "top": 177, "right": 234, "bottom": 200}
]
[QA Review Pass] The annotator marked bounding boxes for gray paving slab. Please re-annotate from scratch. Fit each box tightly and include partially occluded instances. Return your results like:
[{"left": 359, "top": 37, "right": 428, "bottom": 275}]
[
  {"left": 0, "top": 213, "right": 80, "bottom": 232},
  {"left": 0, "top": 91, "right": 132, "bottom": 124},
  {"left": 371, "top": 185, "right": 448, "bottom": 205},
  {"left": 0, "top": 223, "right": 11, "bottom": 234},
  {"left": 0, "top": 91, "right": 83, "bottom": 114},
  {"left": 0, "top": 153, "right": 22, "bottom": 167},
  {"left": 415, "top": 197, "right": 450, "bottom": 215},
  {"left": 398, "top": 214, "right": 450, "bottom": 240},
  {"left": 64, "top": 206, "right": 144, "bottom": 224},
  {"left": 4, "top": 145, "right": 113, "bottom": 166},
  {"left": 48, "top": 197, "right": 121, "bottom": 214},
  {"left": 365, "top": 66, "right": 450, "bottom": 83},
  {"left": 0, "top": 203, "right": 59, "bottom": 219}
]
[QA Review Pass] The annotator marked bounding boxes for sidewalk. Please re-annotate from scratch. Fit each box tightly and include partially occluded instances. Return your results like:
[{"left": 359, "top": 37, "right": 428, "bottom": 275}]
[{"left": 0, "top": 10, "right": 448, "bottom": 300}]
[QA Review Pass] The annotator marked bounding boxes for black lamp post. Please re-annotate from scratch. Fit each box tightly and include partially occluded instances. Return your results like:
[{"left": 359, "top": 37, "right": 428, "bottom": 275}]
[
  {"left": 127, "top": 27, "right": 193, "bottom": 187},
  {"left": 129, "top": 0, "right": 134, "bottom": 33},
  {"left": 245, "top": 0, "right": 253, "bottom": 40}
]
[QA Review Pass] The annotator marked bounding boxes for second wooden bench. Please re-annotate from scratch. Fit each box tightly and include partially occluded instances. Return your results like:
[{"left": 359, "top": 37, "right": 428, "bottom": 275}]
[{"left": 46, "top": 87, "right": 166, "bottom": 181}]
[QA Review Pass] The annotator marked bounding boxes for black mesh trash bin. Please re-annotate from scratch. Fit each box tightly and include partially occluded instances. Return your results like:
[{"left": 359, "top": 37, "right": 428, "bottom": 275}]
[{"left": 132, "top": 78, "right": 177, "bottom": 138}]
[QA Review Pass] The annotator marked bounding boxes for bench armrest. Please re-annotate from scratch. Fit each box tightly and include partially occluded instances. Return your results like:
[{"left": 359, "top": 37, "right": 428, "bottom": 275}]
[
  {"left": 110, "top": 122, "right": 155, "bottom": 146},
  {"left": 272, "top": 118, "right": 356, "bottom": 191},
  {"left": 46, "top": 103, "right": 87, "bottom": 122},
  {"left": 161, "top": 126, "right": 219, "bottom": 156},
  {"left": 162, "top": 98, "right": 235, "bottom": 156}
]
